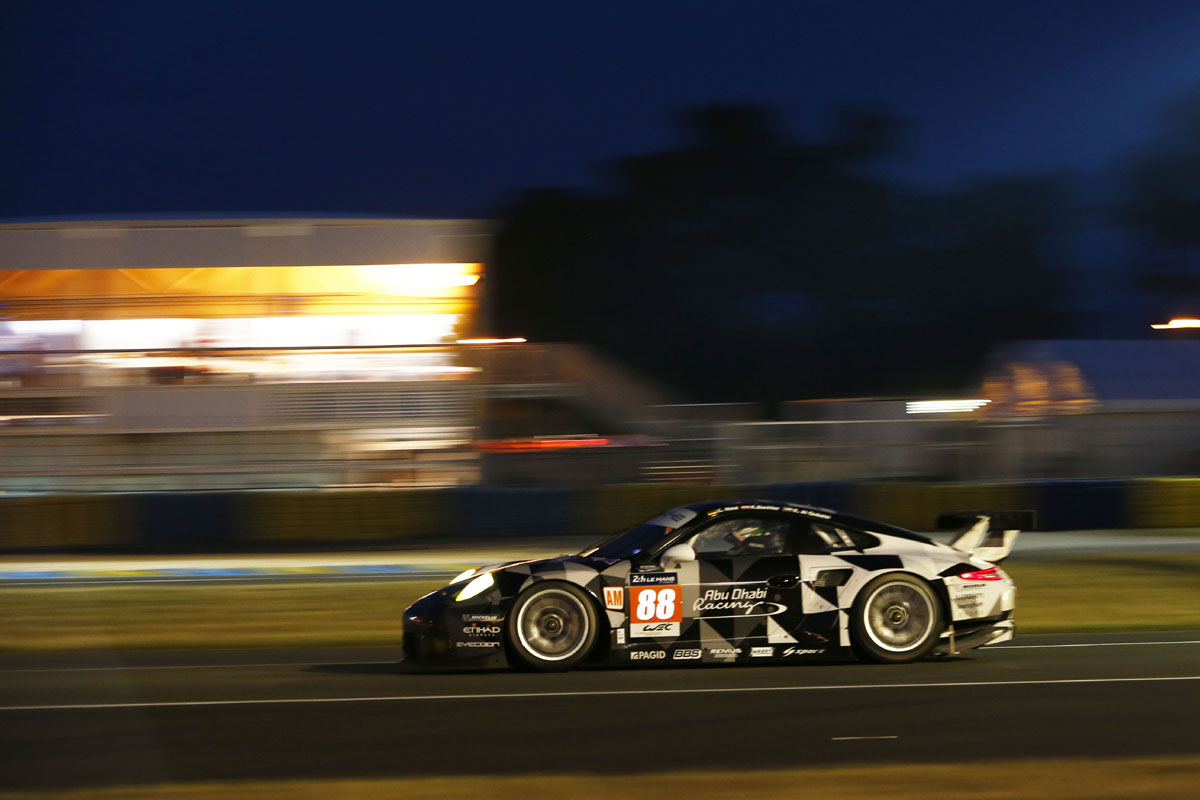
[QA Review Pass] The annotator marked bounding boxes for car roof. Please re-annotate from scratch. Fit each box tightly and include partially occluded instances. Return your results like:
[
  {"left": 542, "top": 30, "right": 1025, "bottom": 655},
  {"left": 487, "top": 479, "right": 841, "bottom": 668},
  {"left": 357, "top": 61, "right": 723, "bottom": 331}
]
[{"left": 681, "top": 499, "right": 936, "bottom": 545}]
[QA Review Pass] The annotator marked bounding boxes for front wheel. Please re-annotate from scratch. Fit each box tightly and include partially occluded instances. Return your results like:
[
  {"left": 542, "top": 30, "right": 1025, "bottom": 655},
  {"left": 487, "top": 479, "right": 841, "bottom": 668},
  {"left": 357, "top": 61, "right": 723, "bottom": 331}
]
[
  {"left": 508, "top": 582, "right": 599, "bottom": 671},
  {"left": 850, "top": 573, "right": 943, "bottom": 664}
]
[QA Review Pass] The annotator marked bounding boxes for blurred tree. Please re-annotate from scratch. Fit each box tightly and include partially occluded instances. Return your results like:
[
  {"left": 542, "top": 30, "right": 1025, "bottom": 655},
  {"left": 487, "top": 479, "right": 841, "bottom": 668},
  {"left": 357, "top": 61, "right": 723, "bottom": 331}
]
[
  {"left": 492, "top": 104, "right": 1068, "bottom": 401},
  {"left": 1121, "top": 90, "right": 1200, "bottom": 318}
]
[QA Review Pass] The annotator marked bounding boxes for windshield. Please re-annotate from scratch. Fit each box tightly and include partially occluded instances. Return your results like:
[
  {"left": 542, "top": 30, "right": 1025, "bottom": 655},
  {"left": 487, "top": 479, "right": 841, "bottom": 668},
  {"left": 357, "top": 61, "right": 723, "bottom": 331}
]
[{"left": 579, "top": 506, "right": 697, "bottom": 560}]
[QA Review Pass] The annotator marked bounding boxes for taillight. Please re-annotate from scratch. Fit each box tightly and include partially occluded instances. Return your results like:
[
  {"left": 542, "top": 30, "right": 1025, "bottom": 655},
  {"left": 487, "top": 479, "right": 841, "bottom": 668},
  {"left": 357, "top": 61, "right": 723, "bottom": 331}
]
[{"left": 959, "top": 567, "right": 1004, "bottom": 581}]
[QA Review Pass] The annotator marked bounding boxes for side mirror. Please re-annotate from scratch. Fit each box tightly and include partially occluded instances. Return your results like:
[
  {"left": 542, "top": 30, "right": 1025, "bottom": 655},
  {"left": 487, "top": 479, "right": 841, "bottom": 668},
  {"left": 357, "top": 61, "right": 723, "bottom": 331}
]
[{"left": 660, "top": 543, "right": 696, "bottom": 570}]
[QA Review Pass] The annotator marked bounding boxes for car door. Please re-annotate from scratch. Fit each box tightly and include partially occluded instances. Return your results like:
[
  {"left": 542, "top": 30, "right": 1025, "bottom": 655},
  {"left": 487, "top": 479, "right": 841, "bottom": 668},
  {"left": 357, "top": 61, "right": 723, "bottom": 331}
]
[
  {"left": 677, "top": 514, "right": 808, "bottom": 660},
  {"left": 789, "top": 520, "right": 879, "bottom": 652}
]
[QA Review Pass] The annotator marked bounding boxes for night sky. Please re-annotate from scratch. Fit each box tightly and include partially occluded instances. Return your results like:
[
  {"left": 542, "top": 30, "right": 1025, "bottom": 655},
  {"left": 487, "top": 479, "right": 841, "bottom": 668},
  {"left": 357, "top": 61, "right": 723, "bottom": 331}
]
[{"left": 5, "top": 0, "right": 1200, "bottom": 220}]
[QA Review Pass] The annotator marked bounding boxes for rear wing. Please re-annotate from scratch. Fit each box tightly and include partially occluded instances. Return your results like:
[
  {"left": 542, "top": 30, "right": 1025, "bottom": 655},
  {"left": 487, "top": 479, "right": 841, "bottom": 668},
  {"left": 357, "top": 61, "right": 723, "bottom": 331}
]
[{"left": 936, "top": 510, "right": 1036, "bottom": 563}]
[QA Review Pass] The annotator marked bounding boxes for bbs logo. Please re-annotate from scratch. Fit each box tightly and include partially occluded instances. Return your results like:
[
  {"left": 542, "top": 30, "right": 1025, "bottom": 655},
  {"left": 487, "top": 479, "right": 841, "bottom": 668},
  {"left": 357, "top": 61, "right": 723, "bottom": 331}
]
[{"left": 673, "top": 648, "right": 701, "bottom": 660}]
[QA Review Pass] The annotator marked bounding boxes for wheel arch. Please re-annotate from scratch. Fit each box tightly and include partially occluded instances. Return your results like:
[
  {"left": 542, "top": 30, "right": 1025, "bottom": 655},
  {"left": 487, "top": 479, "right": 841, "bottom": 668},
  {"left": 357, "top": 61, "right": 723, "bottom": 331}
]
[
  {"left": 527, "top": 576, "right": 612, "bottom": 661},
  {"left": 854, "top": 568, "right": 952, "bottom": 632},
  {"left": 504, "top": 578, "right": 607, "bottom": 669},
  {"left": 848, "top": 569, "right": 949, "bottom": 662}
]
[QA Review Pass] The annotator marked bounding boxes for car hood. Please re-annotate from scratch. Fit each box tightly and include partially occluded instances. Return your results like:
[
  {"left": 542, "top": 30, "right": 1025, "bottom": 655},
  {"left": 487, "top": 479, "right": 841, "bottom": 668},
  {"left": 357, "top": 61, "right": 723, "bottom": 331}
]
[{"left": 470, "top": 553, "right": 613, "bottom": 576}]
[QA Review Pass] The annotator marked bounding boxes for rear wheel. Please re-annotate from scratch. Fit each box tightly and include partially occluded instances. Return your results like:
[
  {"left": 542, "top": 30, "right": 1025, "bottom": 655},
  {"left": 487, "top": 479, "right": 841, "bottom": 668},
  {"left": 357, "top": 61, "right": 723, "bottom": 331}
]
[
  {"left": 850, "top": 573, "right": 943, "bottom": 664},
  {"left": 508, "top": 582, "right": 599, "bottom": 671}
]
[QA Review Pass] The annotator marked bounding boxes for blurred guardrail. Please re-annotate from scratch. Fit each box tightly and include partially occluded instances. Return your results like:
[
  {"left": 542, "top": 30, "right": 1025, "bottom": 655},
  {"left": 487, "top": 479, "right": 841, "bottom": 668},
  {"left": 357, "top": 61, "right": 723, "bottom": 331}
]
[
  {"left": 0, "top": 341, "right": 702, "bottom": 492},
  {"left": 3, "top": 478, "right": 1200, "bottom": 551},
  {"left": 715, "top": 410, "right": 1200, "bottom": 483}
]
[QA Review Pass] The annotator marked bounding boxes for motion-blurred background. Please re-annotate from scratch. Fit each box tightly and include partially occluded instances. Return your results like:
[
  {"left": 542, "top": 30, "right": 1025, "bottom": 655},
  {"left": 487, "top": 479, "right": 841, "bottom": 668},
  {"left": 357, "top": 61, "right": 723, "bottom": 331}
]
[
  {"left": 6, "top": 5, "right": 1200, "bottom": 798},
  {"left": 3, "top": 0, "right": 1200, "bottom": 542}
]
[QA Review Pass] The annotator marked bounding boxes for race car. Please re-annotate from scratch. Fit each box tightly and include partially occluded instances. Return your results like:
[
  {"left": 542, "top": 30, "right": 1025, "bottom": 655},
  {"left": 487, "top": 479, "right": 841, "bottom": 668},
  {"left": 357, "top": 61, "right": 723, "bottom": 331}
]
[{"left": 402, "top": 500, "right": 1031, "bottom": 671}]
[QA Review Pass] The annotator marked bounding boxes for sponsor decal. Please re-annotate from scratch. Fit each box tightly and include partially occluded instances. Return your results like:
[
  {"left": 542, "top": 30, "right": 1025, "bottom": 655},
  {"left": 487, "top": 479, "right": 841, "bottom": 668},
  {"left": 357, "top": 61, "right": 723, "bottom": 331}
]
[
  {"left": 955, "top": 599, "right": 983, "bottom": 611},
  {"left": 456, "top": 640, "right": 500, "bottom": 649},
  {"left": 692, "top": 586, "right": 786, "bottom": 617},
  {"left": 603, "top": 586, "right": 624, "bottom": 611},
  {"left": 751, "top": 646, "right": 773, "bottom": 657},
  {"left": 709, "top": 504, "right": 779, "bottom": 516},
  {"left": 631, "top": 621, "right": 680, "bottom": 638},
  {"left": 780, "top": 646, "right": 824, "bottom": 657},
  {"left": 616, "top": 628, "right": 626, "bottom": 645},
  {"left": 631, "top": 572, "right": 678, "bottom": 586},
  {"left": 462, "top": 623, "right": 502, "bottom": 636},
  {"left": 953, "top": 589, "right": 984, "bottom": 610},
  {"left": 707, "top": 647, "right": 742, "bottom": 658},
  {"left": 463, "top": 613, "right": 504, "bottom": 622},
  {"left": 630, "top": 577, "right": 682, "bottom": 639},
  {"left": 673, "top": 648, "right": 702, "bottom": 660},
  {"left": 706, "top": 505, "right": 831, "bottom": 520},
  {"left": 630, "top": 650, "right": 666, "bottom": 661},
  {"left": 647, "top": 508, "right": 698, "bottom": 527}
]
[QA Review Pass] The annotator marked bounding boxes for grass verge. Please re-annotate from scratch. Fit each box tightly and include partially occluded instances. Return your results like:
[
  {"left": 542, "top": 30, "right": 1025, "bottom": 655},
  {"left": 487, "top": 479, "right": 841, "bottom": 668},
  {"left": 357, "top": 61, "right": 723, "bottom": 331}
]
[
  {"left": 2, "top": 556, "right": 1200, "bottom": 651},
  {"left": 0, "top": 580, "right": 445, "bottom": 651},
  {"left": 5, "top": 757, "right": 1200, "bottom": 799},
  {"left": 1004, "top": 554, "right": 1200, "bottom": 632}
]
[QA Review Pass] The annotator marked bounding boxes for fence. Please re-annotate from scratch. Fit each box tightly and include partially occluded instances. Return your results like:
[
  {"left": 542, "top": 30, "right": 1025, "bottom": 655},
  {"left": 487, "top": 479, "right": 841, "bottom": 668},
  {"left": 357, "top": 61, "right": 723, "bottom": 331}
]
[{"left": 4, "top": 478, "right": 1200, "bottom": 550}]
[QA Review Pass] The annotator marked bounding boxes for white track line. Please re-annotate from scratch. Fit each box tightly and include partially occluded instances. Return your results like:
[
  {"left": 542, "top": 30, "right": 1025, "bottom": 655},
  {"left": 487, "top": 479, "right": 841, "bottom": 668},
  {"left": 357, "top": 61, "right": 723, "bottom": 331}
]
[{"left": 3, "top": 675, "right": 1199, "bottom": 712}]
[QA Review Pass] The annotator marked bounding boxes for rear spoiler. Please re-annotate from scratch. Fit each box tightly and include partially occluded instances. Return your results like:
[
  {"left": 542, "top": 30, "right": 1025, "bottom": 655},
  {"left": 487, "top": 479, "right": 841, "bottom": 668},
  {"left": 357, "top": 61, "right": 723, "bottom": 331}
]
[{"left": 936, "top": 510, "right": 1036, "bottom": 563}]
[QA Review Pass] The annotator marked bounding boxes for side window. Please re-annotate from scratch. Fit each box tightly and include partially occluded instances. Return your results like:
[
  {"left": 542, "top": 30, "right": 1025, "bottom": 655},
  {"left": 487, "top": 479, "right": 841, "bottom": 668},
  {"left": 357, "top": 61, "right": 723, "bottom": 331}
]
[
  {"left": 687, "top": 517, "right": 789, "bottom": 556},
  {"left": 803, "top": 522, "right": 859, "bottom": 553}
]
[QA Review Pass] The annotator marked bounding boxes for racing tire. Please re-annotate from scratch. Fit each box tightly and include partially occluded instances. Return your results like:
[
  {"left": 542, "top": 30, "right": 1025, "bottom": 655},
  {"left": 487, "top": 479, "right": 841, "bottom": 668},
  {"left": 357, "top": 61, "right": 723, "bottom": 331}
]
[
  {"left": 508, "top": 581, "right": 600, "bottom": 672},
  {"left": 850, "top": 573, "right": 943, "bottom": 664}
]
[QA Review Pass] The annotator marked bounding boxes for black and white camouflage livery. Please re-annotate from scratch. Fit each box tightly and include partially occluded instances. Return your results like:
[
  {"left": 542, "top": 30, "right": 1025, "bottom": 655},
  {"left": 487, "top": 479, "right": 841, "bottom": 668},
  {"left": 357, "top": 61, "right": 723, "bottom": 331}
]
[{"left": 402, "top": 500, "right": 1027, "bottom": 670}]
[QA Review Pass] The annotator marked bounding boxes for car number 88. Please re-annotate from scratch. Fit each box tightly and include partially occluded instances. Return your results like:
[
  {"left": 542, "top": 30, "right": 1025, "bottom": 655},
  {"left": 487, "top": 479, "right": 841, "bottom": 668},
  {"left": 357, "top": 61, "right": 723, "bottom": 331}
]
[{"left": 633, "top": 587, "right": 680, "bottom": 622}]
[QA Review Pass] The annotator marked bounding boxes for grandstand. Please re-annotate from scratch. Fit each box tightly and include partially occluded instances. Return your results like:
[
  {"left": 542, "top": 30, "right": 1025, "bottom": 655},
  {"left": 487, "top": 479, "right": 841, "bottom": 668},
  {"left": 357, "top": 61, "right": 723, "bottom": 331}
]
[{"left": 0, "top": 218, "right": 691, "bottom": 491}]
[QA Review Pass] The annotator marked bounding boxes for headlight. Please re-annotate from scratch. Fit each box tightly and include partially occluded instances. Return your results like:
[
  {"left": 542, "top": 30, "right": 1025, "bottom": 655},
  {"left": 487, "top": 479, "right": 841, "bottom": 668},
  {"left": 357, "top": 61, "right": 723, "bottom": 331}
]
[
  {"left": 455, "top": 572, "right": 495, "bottom": 601},
  {"left": 449, "top": 568, "right": 477, "bottom": 585}
]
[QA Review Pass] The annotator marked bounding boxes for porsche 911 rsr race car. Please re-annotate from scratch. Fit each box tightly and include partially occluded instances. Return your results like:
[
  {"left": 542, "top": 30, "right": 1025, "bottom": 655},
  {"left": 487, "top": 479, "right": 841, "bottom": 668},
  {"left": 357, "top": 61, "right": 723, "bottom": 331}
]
[{"left": 402, "top": 500, "right": 1031, "bottom": 671}]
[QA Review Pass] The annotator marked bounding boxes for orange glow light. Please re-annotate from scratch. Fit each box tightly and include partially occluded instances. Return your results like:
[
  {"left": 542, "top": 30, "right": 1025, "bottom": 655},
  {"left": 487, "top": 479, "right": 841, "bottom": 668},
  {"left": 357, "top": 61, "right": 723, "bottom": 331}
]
[
  {"left": 1151, "top": 318, "right": 1200, "bottom": 329},
  {"left": 457, "top": 337, "right": 527, "bottom": 344}
]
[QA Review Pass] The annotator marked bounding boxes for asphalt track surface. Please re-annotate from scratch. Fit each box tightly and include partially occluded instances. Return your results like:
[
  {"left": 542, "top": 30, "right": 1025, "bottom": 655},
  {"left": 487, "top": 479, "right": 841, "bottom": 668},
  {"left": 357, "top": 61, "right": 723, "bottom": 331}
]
[{"left": 2, "top": 631, "right": 1199, "bottom": 790}]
